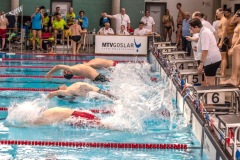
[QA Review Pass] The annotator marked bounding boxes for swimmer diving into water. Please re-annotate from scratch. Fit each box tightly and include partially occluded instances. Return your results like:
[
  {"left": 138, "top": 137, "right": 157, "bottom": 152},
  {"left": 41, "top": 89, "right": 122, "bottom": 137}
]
[
  {"left": 83, "top": 58, "right": 118, "bottom": 69},
  {"left": 45, "top": 64, "right": 109, "bottom": 82},
  {"left": 47, "top": 82, "right": 115, "bottom": 99}
]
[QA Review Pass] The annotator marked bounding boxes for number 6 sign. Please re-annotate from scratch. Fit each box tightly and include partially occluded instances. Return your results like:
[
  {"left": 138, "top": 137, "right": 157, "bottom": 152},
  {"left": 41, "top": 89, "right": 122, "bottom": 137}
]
[{"left": 207, "top": 92, "right": 225, "bottom": 104}]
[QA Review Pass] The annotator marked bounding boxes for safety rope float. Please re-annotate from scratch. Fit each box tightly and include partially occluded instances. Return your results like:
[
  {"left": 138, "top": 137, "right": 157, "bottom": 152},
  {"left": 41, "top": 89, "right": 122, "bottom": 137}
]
[{"left": 0, "top": 140, "right": 188, "bottom": 149}]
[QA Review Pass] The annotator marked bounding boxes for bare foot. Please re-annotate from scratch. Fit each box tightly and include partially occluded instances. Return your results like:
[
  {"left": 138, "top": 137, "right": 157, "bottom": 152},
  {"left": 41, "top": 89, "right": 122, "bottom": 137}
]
[{"left": 220, "top": 78, "right": 239, "bottom": 87}]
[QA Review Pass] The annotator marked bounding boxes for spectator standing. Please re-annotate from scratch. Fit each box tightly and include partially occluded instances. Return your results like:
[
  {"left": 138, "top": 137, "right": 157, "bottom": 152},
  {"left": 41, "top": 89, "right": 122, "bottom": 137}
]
[
  {"left": 99, "top": 11, "right": 111, "bottom": 28},
  {"left": 106, "top": 8, "right": 131, "bottom": 33},
  {"left": 176, "top": 3, "right": 185, "bottom": 49},
  {"left": 162, "top": 9, "right": 175, "bottom": 42},
  {"left": 76, "top": 10, "right": 88, "bottom": 50},
  {"left": 182, "top": 12, "right": 191, "bottom": 56},
  {"left": 31, "top": 7, "right": 43, "bottom": 51},
  {"left": 0, "top": 11, "right": 8, "bottom": 50},
  {"left": 141, "top": 10, "right": 155, "bottom": 32}
]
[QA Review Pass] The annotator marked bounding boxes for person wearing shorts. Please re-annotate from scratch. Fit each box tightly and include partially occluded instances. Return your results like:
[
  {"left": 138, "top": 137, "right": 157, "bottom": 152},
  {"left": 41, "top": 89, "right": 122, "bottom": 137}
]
[
  {"left": 31, "top": 7, "right": 43, "bottom": 51},
  {"left": 189, "top": 18, "right": 221, "bottom": 85},
  {"left": 216, "top": 8, "right": 228, "bottom": 77},
  {"left": 0, "top": 11, "right": 9, "bottom": 50},
  {"left": 69, "top": 20, "right": 86, "bottom": 54},
  {"left": 217, "top": 37, "right": 228, "bottom": 52}
]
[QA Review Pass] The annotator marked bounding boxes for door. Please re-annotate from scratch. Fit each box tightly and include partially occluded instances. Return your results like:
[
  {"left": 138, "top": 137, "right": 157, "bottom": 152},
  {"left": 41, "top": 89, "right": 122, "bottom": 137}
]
[
  {"left": 145, "top": 3, "right": 166, "bottom": 38},
  {"left": 51, "top": 0, "right": 72, "bottom": 17}
]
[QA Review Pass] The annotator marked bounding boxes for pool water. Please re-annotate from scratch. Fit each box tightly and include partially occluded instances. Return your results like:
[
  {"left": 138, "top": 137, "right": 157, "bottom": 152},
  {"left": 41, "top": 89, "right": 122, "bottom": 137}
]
[{"left": 0, "top": 53, "right": 209, "bottom": 160}]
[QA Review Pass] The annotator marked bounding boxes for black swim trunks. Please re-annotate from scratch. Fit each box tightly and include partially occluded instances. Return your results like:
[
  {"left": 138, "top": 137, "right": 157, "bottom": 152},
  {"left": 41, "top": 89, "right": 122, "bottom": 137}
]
[
  {"left": 94, "top": 74, "right": 109, "bottom": 82},
  {"left": 164, "top": 26, "right": 172, "bottom": 32},
  {"left": 71, "top": 35, "right": 81, "bottom": 43},
  {"left": 218, "top": 37, "right": 228, "bottom": 52}
]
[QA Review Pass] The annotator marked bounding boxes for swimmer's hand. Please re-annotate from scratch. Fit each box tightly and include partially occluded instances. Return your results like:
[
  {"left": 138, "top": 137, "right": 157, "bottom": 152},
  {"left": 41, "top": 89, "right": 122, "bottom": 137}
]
[
  {"left": 46, "top": 93, "right": 54, "bottom": 99},
  {"left": 45, "top": 72, "right": 52, "bottom": 80}
]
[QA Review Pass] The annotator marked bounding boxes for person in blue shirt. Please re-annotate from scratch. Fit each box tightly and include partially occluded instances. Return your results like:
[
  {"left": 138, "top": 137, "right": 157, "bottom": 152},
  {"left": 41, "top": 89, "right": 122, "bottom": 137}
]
[
  {"left": 76, "top": 10, "right": 88, "bottom": 50},
  {"left": 31, "top": 7, "right": 43, "bottom": 51},
  {"left": 182, "top": 12, "right": 191, "bottom": 56},
  {"left": 99, "top": 11, "right": 111, "bottom": 28}
]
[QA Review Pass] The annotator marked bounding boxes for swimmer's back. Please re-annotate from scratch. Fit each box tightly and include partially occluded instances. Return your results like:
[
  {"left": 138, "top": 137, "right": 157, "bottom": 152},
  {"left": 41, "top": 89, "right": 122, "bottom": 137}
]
[{"left": 71, "top": 64, "right": 99, "bottom": 80}]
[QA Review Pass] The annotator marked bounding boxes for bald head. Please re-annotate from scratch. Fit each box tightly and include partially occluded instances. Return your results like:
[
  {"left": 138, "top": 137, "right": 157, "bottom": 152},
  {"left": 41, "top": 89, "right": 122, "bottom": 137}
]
[{"left": 121, "top": 8, "right": 126, "bottom": 15}]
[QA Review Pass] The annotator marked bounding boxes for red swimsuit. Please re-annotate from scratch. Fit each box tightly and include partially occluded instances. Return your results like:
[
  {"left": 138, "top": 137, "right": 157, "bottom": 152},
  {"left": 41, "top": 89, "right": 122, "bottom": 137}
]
[
  {"left": 112, "top": 61, "right": 118, "bottom": 66},
  {"left": 70, "top": 111, "right": 100, "bottom": 126}
]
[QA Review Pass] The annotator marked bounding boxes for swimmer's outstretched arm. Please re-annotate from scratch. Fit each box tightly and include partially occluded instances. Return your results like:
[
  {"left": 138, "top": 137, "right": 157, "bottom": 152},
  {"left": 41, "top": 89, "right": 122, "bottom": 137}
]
[
  {"left": 46, "top": 65, "right": 73, "bottom": 80},
  {"left": 47, "top": 90, "right": 72, "bottom": 99}
]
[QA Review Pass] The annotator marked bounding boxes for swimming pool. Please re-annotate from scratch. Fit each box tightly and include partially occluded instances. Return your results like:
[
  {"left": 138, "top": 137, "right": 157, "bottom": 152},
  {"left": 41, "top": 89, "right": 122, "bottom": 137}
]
[{"left": 0, "top": 53, "right": 209, "bottom": 159}]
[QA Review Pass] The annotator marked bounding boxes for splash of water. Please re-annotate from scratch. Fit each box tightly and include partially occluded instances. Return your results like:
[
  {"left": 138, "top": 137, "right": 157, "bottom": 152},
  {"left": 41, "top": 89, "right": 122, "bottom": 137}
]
[
  {"left": 5, "top": 94, "right": 50, "bottom": 127},
  {"left": 96, "top": 62, "right": 175, "bottom": 132}
]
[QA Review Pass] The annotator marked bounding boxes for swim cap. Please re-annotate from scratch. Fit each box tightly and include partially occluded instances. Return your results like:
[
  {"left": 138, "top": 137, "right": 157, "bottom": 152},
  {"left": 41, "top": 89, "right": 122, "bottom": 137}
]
[{"left": 64, "top": 74, "right": 73, "bottom": 80}]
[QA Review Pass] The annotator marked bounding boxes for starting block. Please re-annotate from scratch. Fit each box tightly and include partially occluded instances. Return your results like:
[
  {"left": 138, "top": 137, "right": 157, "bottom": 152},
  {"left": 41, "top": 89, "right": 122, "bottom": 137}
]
[
  {"left": 154, "top": 41, "right": 171, "bottom": 47},
  {"left": 218, "top": 114, "right": 240, "bottom": 158},
  {"left": 162, "top": 51, "right": 186, "bottom": 60},
  {"left": 157, "top": 46, "right": 177, "bottom": 53},
  {"left": 169, "top": 58, "right": 197, "bottom": 70},
  {"left": 179, "top": 69, "right": 204, "bottom": 85},
  {"left": 193, "top": 85, "right": 239, "bottom": 114}
]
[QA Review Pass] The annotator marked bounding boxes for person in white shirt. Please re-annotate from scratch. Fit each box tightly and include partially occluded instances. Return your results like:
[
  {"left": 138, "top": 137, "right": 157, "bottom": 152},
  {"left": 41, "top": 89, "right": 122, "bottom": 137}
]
[
  {"left": 116, "top": 25, "right": 130, "bottom": 35},
  {"left": 192, "top": 12, "right": 216, "bottom": 34},
  {"left": 140, "top": 10, "right": 155, "bottom": 32},
  {"left": 187, "top": 12, "right": 217, "bottom": 60},
  {"left": 97, "top": 22, "right": 115, "bottom": 35},
  {"left": 106, "top": 8, "right": 131, "bottom": 33},
  {"left": 189, "top": 18, "right": 221, "bottom": 86},
  {"left": 134, "top": 22, "right": 153, "bottom": 36}
]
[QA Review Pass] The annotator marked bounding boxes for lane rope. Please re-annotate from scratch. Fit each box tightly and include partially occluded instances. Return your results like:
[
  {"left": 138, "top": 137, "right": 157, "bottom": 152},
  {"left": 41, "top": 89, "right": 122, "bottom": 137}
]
[
  {"left": 0, "top": 107, "right": 113, "bottom": 114},
  {"left": 0, "top": 75, "right": 84, "bottom": 79},
  {"left": 0, "top": 75, "right": 157, "bottom": 81},
  {"left": 0, "top": 88, "right": 56, "bottom": 92},
  {"left": 1, "top": 58, "right": 144, "bottom": 63},
  {"left": 2, "top": 52, "right": 146, "bottom": 57},
  {"left": 0, "top": 66, "right": 52, "bottom": 69},
  {"left": 0, "top": 140, "right": 188, "bottom": 149}
]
